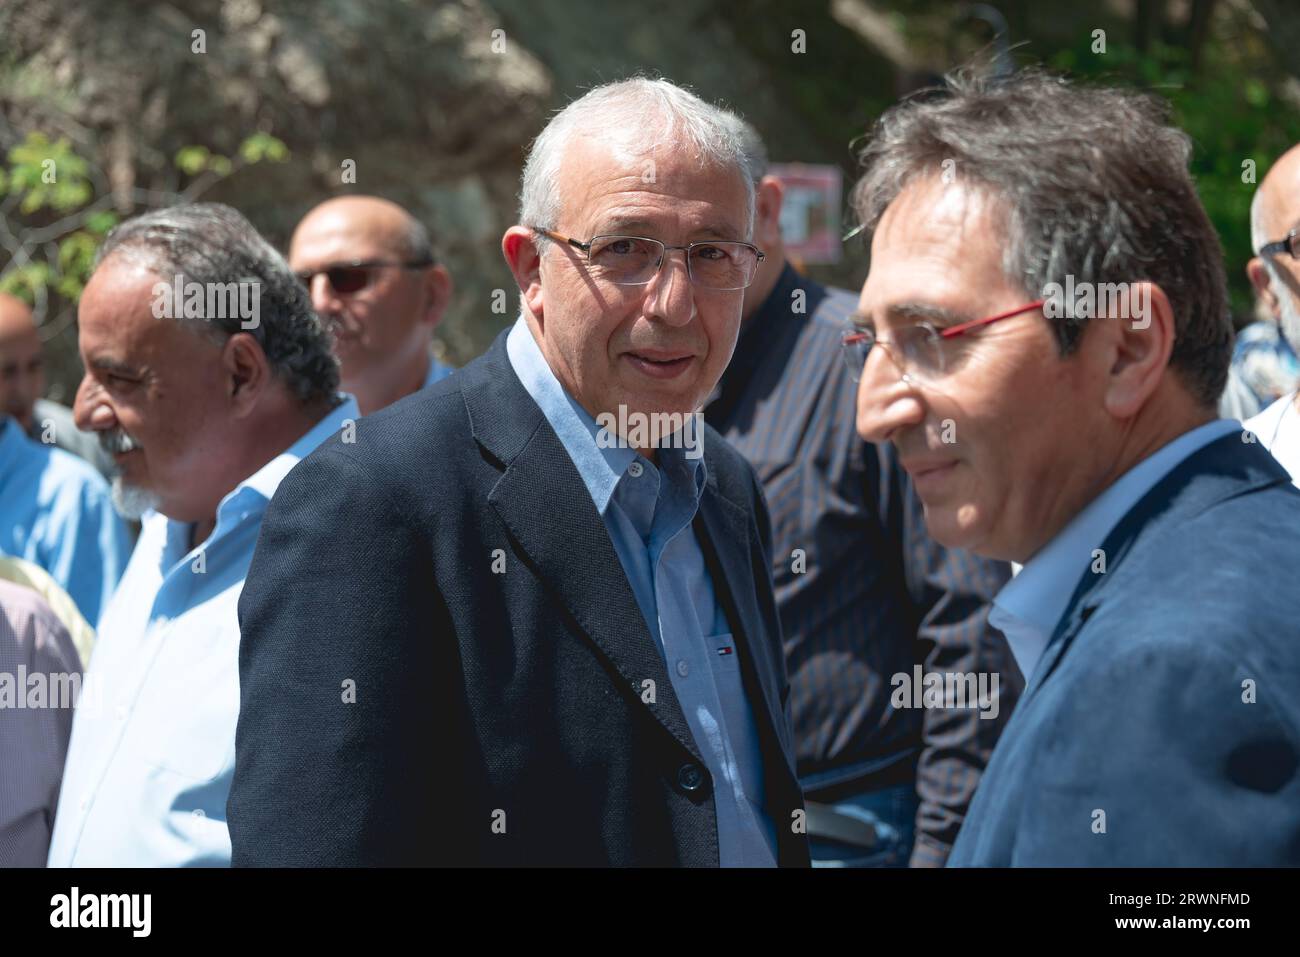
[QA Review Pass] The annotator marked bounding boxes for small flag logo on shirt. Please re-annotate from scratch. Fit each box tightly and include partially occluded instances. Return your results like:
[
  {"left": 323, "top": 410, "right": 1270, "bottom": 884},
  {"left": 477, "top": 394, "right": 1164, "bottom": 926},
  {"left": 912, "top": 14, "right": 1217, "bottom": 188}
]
[{"left": 717, "top": 645, "right": 734, "bottom": 656}]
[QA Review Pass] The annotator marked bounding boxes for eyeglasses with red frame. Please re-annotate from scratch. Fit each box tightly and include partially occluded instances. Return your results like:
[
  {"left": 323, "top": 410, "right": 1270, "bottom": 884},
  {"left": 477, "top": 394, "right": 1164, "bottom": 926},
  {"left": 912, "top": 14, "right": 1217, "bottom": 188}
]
[{"left": 840, "top": 299, "right": 1046, "bottom": 383}]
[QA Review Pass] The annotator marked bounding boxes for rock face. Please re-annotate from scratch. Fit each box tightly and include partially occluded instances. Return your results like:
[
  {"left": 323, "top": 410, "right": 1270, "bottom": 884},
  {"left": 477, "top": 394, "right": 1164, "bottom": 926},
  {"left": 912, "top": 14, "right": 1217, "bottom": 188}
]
[{"left": 1, "top": 0, "right": 886, "bottom": 392}]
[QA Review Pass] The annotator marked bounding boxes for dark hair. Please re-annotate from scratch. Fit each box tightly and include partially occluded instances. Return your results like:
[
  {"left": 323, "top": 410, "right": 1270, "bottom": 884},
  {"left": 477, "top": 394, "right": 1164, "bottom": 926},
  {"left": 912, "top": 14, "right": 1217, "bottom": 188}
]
[
  {"left": 95, "top": 202, "right": 339, "bottom": 406},
  {"left": 402, "top": 215, "right": 435, "bottom": 264},
  {"left": 850, "top": 67, "right": 1232, "bottom": 408}
]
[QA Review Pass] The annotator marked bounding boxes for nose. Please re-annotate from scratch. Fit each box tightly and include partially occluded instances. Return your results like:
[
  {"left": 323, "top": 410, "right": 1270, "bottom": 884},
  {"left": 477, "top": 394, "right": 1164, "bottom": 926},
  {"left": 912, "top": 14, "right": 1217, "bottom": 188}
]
[
  {"left": 642, "top": 249, "right": 697, "bottom": 327},
  {"left": 73, "top": 374, "right": 117, "bottom": 432},
  {"left": 855, "top": 343, "right": 925, "bottom": 443}
]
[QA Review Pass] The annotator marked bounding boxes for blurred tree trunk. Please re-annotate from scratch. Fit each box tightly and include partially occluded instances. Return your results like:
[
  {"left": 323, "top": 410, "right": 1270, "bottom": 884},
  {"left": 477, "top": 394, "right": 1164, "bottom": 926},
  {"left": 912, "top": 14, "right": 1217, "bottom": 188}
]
[
  {"left": 1134, "top": 0, "right": 1163, "bottom": 54},
  {"left": 1185, "top": 0, "right": 1217, "bottom": 73}
]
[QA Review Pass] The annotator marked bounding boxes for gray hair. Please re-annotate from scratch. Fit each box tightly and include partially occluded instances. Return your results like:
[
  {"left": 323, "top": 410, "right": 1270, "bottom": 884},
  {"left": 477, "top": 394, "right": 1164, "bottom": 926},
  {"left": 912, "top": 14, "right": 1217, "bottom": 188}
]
[
  {"left": 1250, "top": 187, "right": 1269, "bottom": 254},
  {"left": 735, "top": 119, "right": 770, "bottom": 185},
  {"left": 95, "top": 202, "right": 339, "bottom": 406},
  {"left": 518, "top": 77, "right": 757, "bottom": 240},
  {"left": 850, "top": 67, "right": 1232, "bottom": 409}
]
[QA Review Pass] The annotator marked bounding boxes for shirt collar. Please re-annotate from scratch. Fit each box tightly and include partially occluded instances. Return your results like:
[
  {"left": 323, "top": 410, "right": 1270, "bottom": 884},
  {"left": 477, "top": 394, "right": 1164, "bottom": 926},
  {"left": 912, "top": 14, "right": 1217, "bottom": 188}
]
[
  {"left": 0, "top": 415, "right": 27, "bottom": 466},
  {"left": 505, "top": 316, "right": 705, "bottom": 516},
  {"left": 215, "top": 394, "right": 360, "bottom": 519},
  {"left": 730, "top": 261, "right": 807, "bottom": 374},
  {"left": 0, "top": 416, "right": 15, "bottom": 465},
  {"left": 993, "top": 417, "right": 1240, "bottom": 678}
]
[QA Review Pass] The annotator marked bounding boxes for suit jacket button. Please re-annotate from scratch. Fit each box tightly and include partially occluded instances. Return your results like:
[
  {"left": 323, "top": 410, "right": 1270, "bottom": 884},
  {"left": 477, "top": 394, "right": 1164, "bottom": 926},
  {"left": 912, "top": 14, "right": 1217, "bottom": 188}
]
[{"left": 677, "top": 763, "right": 705, "bottom": 793}]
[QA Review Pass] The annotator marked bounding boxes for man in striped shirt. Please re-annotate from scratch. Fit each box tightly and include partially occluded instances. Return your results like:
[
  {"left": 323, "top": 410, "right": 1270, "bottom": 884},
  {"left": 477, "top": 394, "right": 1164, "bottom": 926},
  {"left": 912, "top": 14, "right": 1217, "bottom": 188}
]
[{"left": 704, "top": 123, "right": 1022, "bottom": 866}]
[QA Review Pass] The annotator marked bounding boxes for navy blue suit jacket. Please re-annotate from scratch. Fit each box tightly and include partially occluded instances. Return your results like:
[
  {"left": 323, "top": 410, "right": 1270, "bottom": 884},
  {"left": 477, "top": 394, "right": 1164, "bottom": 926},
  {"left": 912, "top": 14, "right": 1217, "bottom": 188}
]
[
  {"left": 227, "top": 331, "right": 810, "bottom": 866},
  {"left": 949, "top": 433, "right": 1300, "bottom": 866}
]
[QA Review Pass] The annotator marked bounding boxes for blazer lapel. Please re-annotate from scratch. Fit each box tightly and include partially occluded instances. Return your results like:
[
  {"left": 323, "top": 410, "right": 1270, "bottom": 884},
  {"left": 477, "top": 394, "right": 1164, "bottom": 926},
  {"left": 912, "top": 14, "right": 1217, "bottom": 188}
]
[
  {"left": 464, "top": 333, "right": 703, "bottom": 763},
  {"left": 1023, "top": 432, "right": 1293, "bottom": 697}
]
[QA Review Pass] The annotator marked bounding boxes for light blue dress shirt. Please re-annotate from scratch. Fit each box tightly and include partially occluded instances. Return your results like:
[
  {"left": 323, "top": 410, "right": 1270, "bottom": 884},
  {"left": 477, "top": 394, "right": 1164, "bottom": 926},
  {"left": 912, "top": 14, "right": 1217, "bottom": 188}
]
[
  {"left": 46, "top": 397, "right": 360, "bottom": 867},
  {"left": 0, "top": 416, "right": 132, "bottom": 628},
  {"left": 423, "top": 356, "right": 455, "bottom": 389},
  {"left": 991, "top": 418, "right": 1240, "bottom": 680},
  {"left": 506, "top": 318, "right": 777, "bottom": 867}
]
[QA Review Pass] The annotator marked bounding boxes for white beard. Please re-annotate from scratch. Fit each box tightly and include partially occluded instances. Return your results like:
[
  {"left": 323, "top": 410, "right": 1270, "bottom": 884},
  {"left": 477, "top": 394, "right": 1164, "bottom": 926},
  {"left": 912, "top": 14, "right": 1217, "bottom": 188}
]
[
  {"left": 111, "top": 478, "right": 161, "bottom": 521},
  {"left": 1277, "top": 283, "right": 1300, "bottom": 356},
  {"left": 1264, "top": 259, "right": 1300, "bottom": 354}
]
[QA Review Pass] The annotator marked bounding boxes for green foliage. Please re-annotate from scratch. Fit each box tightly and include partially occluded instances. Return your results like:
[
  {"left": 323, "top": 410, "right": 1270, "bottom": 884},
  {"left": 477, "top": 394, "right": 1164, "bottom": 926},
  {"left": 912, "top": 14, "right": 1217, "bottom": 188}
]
[
  {"left": 1049, "top": 38, "right": 1300, "bottom": 319},
  {"left": 54, "top": 231, "right": 99, "bottom": 299},
  {"left": 2, "top": 133, "right": 289, "bottom": 313},
  {"left": 83, "top": 210, "right": 118, "bottom": 235},
  {"left": 0, "top": 261, "right": 51, "bottom": 302},
  {"left": 238, "top": 132, "right": 289, "bottom": 164},
  {"left": 174, "top": 144, "right": 213, "bottom": 176},
  {"left": 2, "top": 132, "right": 93, "bottom": 214},
  {"left": 173, "top": 134, "right": 287, "bottom": 177}
]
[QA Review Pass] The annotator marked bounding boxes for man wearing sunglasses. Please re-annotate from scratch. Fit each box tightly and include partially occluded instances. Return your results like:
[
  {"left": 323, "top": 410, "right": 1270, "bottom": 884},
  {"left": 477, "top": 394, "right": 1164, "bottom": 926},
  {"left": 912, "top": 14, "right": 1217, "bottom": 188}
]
[
  {"left": 705, "top": 122, "right": 1021, "bottom": 868},
  {"left": 852, "top": 68, "right": 1300, "bottom": 866},
  {"left": 229, "top": 79, "right": 810, "bottom": 866},
  {"left": 289, "top": 195, "right": 454, "bottom": 415},
  {"left": 1244, "top": 143, "right": 1300, "bottom": 487}
]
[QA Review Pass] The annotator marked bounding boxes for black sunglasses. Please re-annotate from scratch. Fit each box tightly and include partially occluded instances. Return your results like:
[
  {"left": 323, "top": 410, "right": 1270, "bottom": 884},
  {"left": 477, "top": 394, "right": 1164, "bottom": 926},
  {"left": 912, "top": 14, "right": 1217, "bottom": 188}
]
[{"left": 295, "top": 258, "right": 434, "bottom": 294}]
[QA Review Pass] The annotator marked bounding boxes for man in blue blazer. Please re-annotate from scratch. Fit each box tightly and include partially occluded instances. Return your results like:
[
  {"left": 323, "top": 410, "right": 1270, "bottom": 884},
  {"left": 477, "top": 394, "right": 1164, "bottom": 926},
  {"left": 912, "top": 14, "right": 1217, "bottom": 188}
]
[
  {"left": 227, "top": 79, "right": 810, "bottom": 866},
  {"left": 847, "top": 66, "right": 1300, "bottom": 865}
]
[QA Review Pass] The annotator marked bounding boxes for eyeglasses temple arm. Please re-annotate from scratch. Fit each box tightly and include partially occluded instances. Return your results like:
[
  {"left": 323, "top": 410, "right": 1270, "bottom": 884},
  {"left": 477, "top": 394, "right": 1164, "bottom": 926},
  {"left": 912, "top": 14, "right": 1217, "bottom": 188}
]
[{"left": 940, "top": 299, "right": 1045, "bottom": 339}]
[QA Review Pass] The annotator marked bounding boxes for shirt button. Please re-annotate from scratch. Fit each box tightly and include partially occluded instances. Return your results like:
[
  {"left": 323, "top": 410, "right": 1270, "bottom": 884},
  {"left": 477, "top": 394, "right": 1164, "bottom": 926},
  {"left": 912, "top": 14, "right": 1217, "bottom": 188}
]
[
  {"left": 628, "top": 461, "right": 644, "bottom": 478},
  {"left": 676, "top": 660, "right": 689, "bottom": 677},
  {"left": 114, "top": 705, "right": 127, "bottom": 721},
  {"left": 79, "top": 795, "right": 89, "bottom": 812},
  {"left": 677, "top": 763, "right": 707, "bottom": 793}
]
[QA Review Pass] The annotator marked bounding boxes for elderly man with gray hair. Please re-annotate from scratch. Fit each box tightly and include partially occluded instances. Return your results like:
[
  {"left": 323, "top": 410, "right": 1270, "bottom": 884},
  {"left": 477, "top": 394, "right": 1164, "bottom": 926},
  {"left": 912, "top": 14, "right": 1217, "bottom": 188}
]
[
  {"left": 47, "top": 203, "right": 352, "bottom": 866},
  {"left": 1244, "top": 142, "right": 1300, "bottom": 485},
  {"left": 229, "top": 78, "right": 810, "bottom": 866},
  {"left": 849, "top": 68, "right": 1300, "bottom": 865}
]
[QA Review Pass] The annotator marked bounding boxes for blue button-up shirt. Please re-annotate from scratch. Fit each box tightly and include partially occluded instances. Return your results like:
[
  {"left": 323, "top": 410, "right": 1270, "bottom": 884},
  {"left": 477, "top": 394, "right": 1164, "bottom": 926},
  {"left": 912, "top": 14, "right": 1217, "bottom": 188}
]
[
  {"left": 991, "top": 418, "right": 1240, "bottom": 680},
  {"left": 46, "top": 397, "right": 360, "bottom": 867},
  {"left": 0, "top": 416, "right": 132, "bottom": 628},
  {"left": 506, "top": 318, "right": 777, "bottom": 866}
]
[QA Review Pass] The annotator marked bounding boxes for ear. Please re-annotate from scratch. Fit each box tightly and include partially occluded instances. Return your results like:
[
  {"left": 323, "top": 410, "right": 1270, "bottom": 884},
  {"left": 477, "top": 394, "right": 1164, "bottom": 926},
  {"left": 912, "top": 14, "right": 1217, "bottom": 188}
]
[
  {"left": 755, "top": 175, "right": 785, "bottom": 248},
  {"left": 222, "top": 332, "right": 272, "bottom": 418},
  {"left": 1099, "top": 281, "right": 1176, "bottom": 420},
  {"left": 502, "top": 226, "right": 545, "bottom": 320},
  {"left": 1247, "top": 256, "right": 1281, "bottom": 320},
  {"left": 420, "top": 264, "right": 453, "bottom": 329}
]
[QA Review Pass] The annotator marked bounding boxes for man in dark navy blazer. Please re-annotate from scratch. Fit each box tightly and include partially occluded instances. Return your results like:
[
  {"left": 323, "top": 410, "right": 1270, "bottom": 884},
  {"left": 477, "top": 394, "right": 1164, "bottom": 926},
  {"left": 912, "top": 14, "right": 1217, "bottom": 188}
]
[
  {"left": 848, "top": 67, "right": 1300, "bottom": 865},
  {"left": 227, "top": 79, "right": 810, "bottom": 866}
]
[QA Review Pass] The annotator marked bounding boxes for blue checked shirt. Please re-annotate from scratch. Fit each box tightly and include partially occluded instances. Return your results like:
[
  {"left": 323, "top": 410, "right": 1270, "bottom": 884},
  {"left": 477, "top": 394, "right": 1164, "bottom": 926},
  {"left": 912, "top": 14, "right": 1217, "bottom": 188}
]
[{"left": 705, "top": 264, "right": 1022, "bottom": 867}]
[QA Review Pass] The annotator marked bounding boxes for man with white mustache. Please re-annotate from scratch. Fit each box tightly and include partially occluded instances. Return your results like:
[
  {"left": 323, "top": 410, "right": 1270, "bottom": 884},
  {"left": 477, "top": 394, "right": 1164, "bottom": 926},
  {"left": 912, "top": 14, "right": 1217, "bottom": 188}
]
[{"left": 47, "top": 203, "right": 354, "bottom": 867}]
